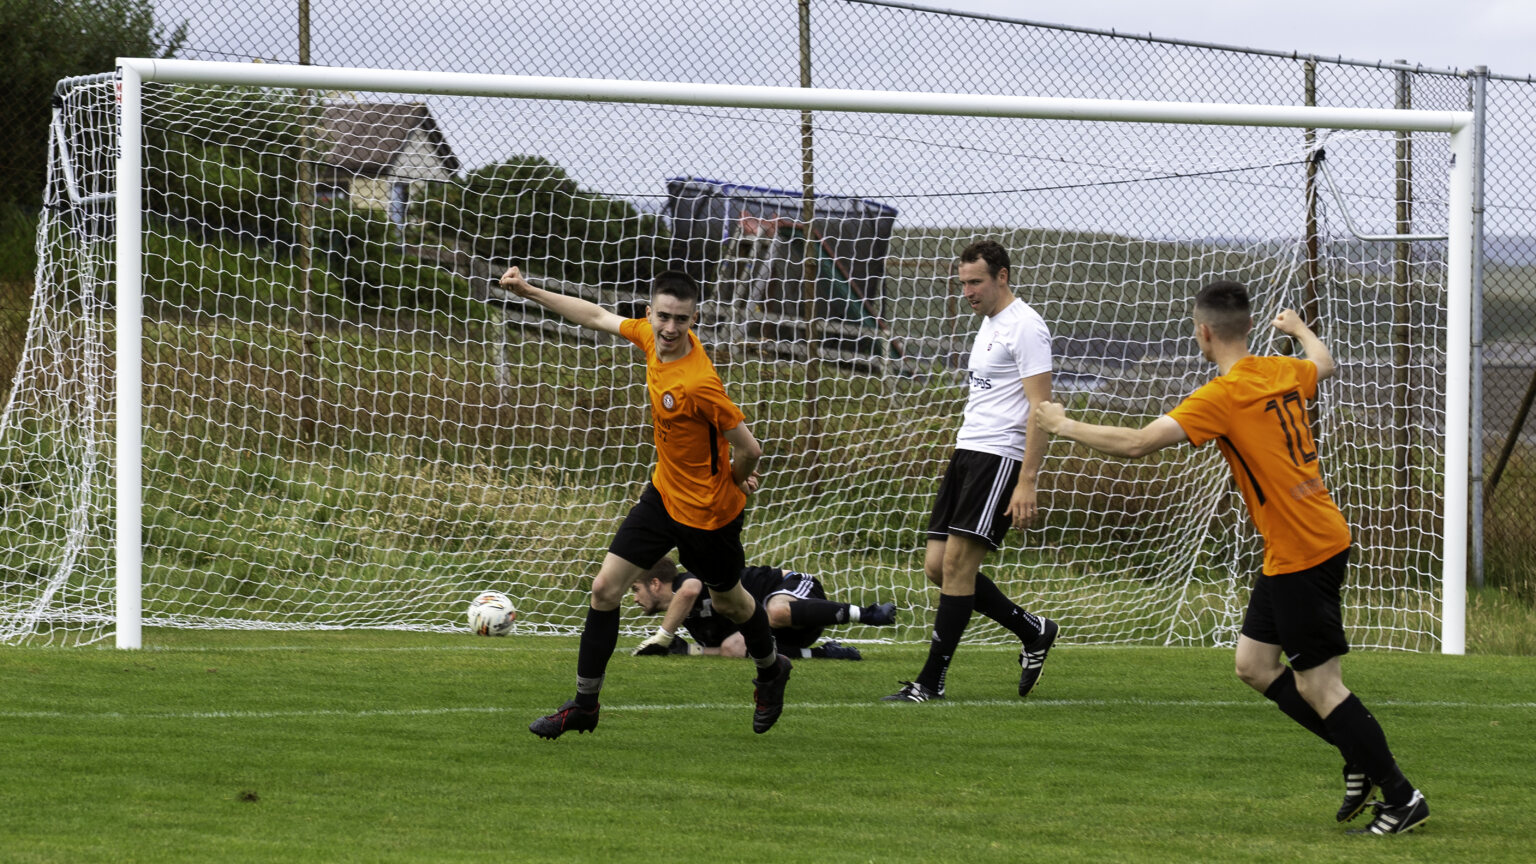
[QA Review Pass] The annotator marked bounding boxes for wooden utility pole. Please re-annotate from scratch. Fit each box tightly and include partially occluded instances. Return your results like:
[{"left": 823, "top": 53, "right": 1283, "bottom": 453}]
[
  {"left": 797, "top": 0, "right": 822, "bottom": 490},
  {"left": 1302, "top": 60, "right": 1320, "bottom": 328},
  {"left": 297, "top": 0, "right": 319, "bottom": 444}
]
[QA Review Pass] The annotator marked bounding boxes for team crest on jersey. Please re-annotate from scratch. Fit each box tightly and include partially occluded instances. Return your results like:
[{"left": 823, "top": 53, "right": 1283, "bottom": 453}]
[{"left": 662, "top": 392, "right": 676, "bottom": 410}]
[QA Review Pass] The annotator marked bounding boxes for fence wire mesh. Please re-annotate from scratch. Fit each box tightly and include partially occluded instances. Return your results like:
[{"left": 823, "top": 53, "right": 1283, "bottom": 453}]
[{"left": 3, "top": 0, "right": 1533, "bottom": 600}]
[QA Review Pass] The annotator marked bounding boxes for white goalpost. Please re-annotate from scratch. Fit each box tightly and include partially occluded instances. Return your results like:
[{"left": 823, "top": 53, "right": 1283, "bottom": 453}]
[{"left": 8, "top": 58, "right": 1472, "bottom": 652}]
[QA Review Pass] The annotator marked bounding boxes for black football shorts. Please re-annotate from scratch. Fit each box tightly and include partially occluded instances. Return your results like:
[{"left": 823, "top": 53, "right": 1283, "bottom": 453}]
[
  {"left": 1240, "top": 547, "right": 1351, "bottom": 671},
  {"left": 609, "top": 483, "right": 745, "bottom": 592},
  {"left": 925, "top": 449, "right": 1022, "bottom": 551}
]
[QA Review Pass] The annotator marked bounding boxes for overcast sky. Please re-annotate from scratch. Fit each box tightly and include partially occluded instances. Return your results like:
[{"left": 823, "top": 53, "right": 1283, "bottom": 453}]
[
  {"left": 138, "top": 0, "right": 1532, "bottom": 234},
  {"left": 152, "top": 0, "right": 1536, "bottom": 79},
  {"left": 944, "top": 0, "right": 1536, "bottom": 77}
]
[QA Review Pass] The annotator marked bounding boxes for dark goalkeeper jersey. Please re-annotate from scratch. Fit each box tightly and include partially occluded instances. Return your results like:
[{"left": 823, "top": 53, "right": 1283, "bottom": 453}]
[{"left": 674, "top": 566, "right": 787, "bottom": 647}]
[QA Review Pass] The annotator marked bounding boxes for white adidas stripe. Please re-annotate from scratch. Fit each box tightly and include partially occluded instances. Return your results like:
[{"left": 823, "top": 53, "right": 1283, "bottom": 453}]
[{"left": 974, "top": 455, "right": 1017, "bottom": 534}]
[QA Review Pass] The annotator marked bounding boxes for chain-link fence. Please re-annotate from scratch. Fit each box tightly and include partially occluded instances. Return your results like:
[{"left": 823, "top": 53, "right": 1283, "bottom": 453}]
[{"left": 4, "top": 0, "right": 1533, "bottom": 597}]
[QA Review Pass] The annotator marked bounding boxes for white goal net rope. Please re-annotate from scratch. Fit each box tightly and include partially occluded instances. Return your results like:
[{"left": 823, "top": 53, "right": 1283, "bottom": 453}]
[{"left": 2, "top": 72, "right": 1449, "bottom": 648}]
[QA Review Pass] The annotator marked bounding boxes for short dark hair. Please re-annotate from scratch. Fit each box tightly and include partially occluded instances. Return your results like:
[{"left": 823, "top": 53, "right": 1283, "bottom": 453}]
[
  {"left": 646, "top": 557, "right": 678, "bottom": 585},
  {"left": 1194, "top": 280, "right": 1252, "bottom": 342},
  {"left": 652, "top": 270, "right": 700, "bottom": 305},
  {"left": 958, "top": 240, "right": 1010, "bottom": 280}
]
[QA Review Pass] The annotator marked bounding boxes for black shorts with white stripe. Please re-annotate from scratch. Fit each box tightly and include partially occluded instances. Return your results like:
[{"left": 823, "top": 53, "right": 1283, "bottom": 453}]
[
  {"left": 764, "top": 571, "right": 829, "bottom": 651},
  {"left": 925, "top": 449, "right": 1021, "bottom": 551},
  {"left": 763, "top": 571, "right": 827, "bottom": 604}
]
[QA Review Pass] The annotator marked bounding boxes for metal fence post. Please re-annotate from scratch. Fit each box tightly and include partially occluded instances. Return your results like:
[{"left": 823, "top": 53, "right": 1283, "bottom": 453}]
[
  {"left": 1303, "top": 60, "right": 1320, "bottom": 328},
  {"left": 1394, "top": 62, "right": 1413, "bottom": 507},
  {"left": 1470, "top": 65, "right": 1488, "bottom": 589}
]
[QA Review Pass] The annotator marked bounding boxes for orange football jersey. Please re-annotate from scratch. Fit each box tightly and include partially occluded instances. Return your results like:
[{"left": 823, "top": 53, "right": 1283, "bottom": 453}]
[
  {"left": 620, "top": 318, "right": 747, "bottom": 530},
  {"left": 1167, "top": 355, "right": 1351, "bottom": 575}
]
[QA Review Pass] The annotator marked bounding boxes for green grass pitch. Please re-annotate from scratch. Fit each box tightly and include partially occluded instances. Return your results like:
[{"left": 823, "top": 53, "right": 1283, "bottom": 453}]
[{"left": 2, "top": 630, "right": 1533, "bottom": 863}]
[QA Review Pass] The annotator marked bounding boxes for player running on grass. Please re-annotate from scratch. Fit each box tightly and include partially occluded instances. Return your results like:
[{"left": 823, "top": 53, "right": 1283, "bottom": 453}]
[
  {"left": 1036, "top": 281, "right": 1428, "bottom": 835},
  {"left": 883, "top": 240, "right": 1059, "bottom": 704},
  {"left": 629, "top": 558, "right": 898, "bottom": 660},
  {"left": 502, "top": 266, "right": 792, "bottom": 738}
]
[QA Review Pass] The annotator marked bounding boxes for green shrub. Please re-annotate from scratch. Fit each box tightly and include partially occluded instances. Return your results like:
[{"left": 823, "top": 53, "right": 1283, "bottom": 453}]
[{"left": 421, "top": 156, "right": 668, "bottom": 292}]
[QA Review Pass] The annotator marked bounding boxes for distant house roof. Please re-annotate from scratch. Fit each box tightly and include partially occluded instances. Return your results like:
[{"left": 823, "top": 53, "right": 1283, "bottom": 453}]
[{"left": 318, "top": 102, "right": 461, "bottom": 176}]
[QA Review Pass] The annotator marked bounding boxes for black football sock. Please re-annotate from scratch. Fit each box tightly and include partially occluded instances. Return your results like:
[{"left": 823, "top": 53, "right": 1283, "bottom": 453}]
[
  {"left": 1322, "top": 694, "right": 1414, "bottom": 805},
  {"left": 789, "top": 598, "right": 852, "bottom": 627},
  {"left": 574, "top": 606, "right": 620, "bottom": 708},
  {"left": 915, "top": 593, "right": 974, "bottom": 694},
  {"left": 972, "top": 572, "right": 1043, "bottom": 643},
  {"left": 1262, "top": 668, "right": 1336, "bottom": 747},
  {"left": 738, "top": 603, "right": 782, "bottom": 679}
]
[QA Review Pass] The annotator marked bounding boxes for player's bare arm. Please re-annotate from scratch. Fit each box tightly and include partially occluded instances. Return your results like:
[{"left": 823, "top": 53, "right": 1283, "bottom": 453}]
[
  {"left": 1008, "top": 370, "right": 1053, "bottom": 528},
  {"left": 664, "top": 577, "right": 701, "bottom": 632},
  {"left": 723, "top": 422, "right": 763, "bottom": 495},
  {"left": 498, "top": 265, "right": 625, "bottom": 336},
  {"left": 1036, "top": 402, "right": 1188, "bottom": 458},
  {"left": 633, "top": 576, "right": 701, "bottom": 655},
  {"left": 714, "top": 632, "right": 748, "bottom": 658},
  {"left": 1271, "top": 308, "right": 1336, "bottom": 382}
]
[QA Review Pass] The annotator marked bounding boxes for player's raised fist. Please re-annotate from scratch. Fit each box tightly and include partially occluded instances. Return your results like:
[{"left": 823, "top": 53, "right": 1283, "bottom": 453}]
[
  {"left": 1271, "top": 308, "right": 1303, "bottom": 336},
  {"left": 1035, "top": 401, "right": 1067, "bottom": 434},
  {"left": 499, "top": 266, "right": 535, "bottom": 297}
]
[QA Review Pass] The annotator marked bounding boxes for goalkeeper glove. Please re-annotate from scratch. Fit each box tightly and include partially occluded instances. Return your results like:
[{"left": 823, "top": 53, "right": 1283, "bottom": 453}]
[
  {"left": 668, "top": 635, "right": 695, "bottom": 655},
  {"left": 632, "top": 627, "right": 676, "bottom": 656}
]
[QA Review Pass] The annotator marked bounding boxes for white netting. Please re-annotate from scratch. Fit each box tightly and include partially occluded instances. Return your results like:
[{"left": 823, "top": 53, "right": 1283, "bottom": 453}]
[{"left": 1, "top": 71, "right": 1448, "bottom": 648}]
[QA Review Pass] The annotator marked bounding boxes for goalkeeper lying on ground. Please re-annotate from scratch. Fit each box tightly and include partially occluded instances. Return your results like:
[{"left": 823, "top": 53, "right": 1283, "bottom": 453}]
[{"left": 629, "top": 558, "right": 897, "bottom": 660}]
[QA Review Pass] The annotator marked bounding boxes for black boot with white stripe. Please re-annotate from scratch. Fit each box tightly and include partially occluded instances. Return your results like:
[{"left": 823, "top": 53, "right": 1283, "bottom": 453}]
[
  {"left": 1017, "top": 617, "right": 1058, "bottom": 698},
  {"left": 1348, "top": 790, "right": 1429, "bottom": 835},
  {"left": 1336, "top": 764, "right": 1377, "bottom": 823},
  {"left": 881, "top": 680, "right": 944, "bottom": 702}
]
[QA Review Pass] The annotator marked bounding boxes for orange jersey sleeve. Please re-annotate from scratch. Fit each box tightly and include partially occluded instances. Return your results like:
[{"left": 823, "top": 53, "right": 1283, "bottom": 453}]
[
  {"left": 1166, "top": 355, "right": 1350, "bottom": 575},
  {"left": 620, "top": 318, "right": 747, "bottom": 529}
]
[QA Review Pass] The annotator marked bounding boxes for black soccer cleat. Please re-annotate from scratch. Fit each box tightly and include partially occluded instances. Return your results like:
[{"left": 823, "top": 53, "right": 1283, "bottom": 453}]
[
  {"left": 1017, "top": 617, "right": 1058, "bottom": 698},
  {"left": 751, "top": 655, "right": 793, "bottom": 734},
  {"left": 528, "top": 699, "right": 600, "bottom": 740},
  {"left": 881, "top": 680, "right": 944, "bottom": 702},
  {"left": 860, "top": 601, "right": 898, "bottom": 627},
  {"left": 1336, "top": 765, "right": 1378, "bottom": 823},
  {"left": 816, "top": 640, "right": 863, "bottom": 661},
  {"left": 1348, "top": 790, "right": 1429, "bottom": 835}
]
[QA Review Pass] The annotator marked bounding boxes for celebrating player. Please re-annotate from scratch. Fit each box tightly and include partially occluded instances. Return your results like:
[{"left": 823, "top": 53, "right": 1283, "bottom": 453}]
[
  {"left": 1035, "top": 281, "right": 1428, "bottom": 835},
  {"left": 884, "top": 240, "right": 1059, "bottom": 703},
  {"left": 503, "top": 266, "right": 793, "bottom": 738},
  {"left": 629, "top": 558, "right": 898, "bottom": 660}
]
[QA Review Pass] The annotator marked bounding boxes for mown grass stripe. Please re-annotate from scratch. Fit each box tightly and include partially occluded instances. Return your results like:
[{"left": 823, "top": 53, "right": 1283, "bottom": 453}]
[{"left": 5, "top": 696, "right": 1532, "bottom": 722}]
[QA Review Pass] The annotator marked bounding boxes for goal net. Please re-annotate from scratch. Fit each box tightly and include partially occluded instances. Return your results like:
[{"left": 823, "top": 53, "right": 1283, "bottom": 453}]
[{"left": 2, "top": 62, "right": 1465, "bottom": 649}]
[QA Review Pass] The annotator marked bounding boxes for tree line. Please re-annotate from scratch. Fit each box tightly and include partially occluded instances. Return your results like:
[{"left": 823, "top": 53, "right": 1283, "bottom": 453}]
[{"left": 5, "top": 0, "right": 667, "bottom": 305}]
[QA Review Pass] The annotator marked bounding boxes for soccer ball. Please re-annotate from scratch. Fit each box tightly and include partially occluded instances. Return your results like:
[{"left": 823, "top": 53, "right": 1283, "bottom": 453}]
[{"left": 467, "top": 591, "right": 517, "bottom": 636}]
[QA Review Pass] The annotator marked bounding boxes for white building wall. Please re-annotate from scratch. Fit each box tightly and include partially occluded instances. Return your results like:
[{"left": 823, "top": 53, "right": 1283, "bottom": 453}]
[{"left": 347, "top": 129, "right": 455, "bottom": 215}]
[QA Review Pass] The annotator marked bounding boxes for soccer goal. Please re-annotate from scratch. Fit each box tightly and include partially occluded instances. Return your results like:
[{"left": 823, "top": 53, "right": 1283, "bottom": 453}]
[{"left": 3, "top": 58, "right": 1473, "bottom": 652}]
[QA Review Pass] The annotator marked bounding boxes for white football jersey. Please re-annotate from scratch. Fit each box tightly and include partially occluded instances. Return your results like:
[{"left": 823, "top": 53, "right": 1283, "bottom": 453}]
[{"left": 955, "top": 299, "right": 1053, "bottom": 460}]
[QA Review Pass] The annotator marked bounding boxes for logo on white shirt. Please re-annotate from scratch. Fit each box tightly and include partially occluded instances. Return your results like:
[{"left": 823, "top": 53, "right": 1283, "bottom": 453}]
[{"left": 955, "top": 301, "right": 1053, "bottom": 461}]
